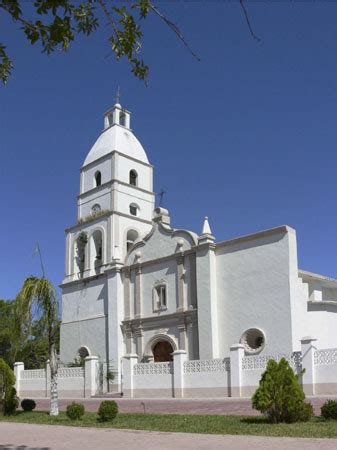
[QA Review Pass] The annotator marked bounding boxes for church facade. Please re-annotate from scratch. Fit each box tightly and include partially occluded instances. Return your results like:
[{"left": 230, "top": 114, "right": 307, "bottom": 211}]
[{"left": 60, "top": 101, "right": 337, "bottom": 391}]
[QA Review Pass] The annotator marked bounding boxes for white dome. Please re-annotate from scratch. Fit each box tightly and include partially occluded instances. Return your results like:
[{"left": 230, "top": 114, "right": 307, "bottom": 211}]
[{"left": 83, "top": 125, "right": 149, "bottom": 167}]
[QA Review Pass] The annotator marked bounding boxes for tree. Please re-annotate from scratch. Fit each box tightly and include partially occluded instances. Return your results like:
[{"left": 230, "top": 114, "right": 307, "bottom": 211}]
[
  {"left": 0, "top": 298, "right": 59, "bottom": 370},
  {"left": 0, "top": 358, "right": 17, "bottom": 415},
  {"left": 0, "top": 0, "right": 199, "bottom": 85},
  {"left": 17, "top": 276, "right": 60, "bottom": 416},
  {"left": 0, "top": 300, "right": 15, "bottom": 365},
  {"left": 252, "top": 358, "right": 313, "bottom": 423}
]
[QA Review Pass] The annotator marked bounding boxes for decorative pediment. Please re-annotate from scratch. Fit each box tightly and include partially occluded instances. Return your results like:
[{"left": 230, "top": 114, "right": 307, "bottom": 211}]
[{"left": 125, "top": 220, "right": 198, "bottom": 266}]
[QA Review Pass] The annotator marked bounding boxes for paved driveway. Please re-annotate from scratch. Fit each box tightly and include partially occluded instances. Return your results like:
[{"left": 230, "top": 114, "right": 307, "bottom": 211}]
[
  {"left": 1, "top": 423, "right": 337, "bottom": 450},
  {"left": 32, "top": 396, "right": 337, "bottom": 416}
]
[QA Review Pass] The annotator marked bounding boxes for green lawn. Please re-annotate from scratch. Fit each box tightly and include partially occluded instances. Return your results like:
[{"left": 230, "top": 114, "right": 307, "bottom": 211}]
[{"left": 1, "top": 411, "right": 337, "bottom": 438}]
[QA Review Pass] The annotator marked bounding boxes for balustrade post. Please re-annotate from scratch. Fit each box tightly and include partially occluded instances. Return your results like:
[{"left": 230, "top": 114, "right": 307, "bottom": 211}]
[
  {"left": 122, "top": 354, "right": 138, "bottom": 398},
  {"left": 84, "top": 356, "right": 99, "bottom": 398},
  {"left": 230, "top": 344, "right": 244, "bottom": 397},
  {"left": 301, "top": 337, "right": 317, "bottom": 395},
  {"left": 172, "top": 350, "right": 187, "bottom": 398}
]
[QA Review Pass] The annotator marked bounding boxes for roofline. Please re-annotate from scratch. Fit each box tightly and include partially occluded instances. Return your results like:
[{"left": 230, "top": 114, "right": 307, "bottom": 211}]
[
  {"left": 298, "top": 269, "right": 337, "bottom": 284},
  {"left": 215, "top": 225, "right": 295, "bottom": 249}
]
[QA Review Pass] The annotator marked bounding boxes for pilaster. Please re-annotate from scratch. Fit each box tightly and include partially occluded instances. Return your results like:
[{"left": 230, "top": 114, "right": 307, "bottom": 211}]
[
  {"left": 177, "top": 254, "right": 185, "bottom": 312},
  {"left": 195, "top": 241, "right": 219, "bottom": 359},
  {"left": 106, "top": 261, "right": 124, "bottom": 387},
  {"left": 135, "top": 264, "right": 142, "bottom": 318}
]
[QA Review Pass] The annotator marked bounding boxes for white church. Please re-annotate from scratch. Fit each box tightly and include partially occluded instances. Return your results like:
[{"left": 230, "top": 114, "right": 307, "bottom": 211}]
[{"left": 58, "top": 100, "right": 337, "bottom": 397}]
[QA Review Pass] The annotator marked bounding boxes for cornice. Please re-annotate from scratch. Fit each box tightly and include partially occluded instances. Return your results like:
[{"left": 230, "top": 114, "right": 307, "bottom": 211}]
[
  {"left": 65, "top": 210, "right": 152, "bottom": 233},
  {"left": 77, "top": 179, "right": 155, "bottom": 200},
  {"left": 80, "top": 150, "right": 154, "bottom": 171},
  {"left": 122, "top": 308, "right": 198, "bottom": 327}
]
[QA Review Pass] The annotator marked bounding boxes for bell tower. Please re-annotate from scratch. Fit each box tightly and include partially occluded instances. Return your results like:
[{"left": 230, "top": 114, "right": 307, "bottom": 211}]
[{"left": 63, "top": 100, "right": 155, "bottom": 282}]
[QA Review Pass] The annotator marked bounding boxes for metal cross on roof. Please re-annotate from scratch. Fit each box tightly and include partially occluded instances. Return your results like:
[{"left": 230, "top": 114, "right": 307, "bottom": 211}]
[
  {"left": 158, "top": 188, "right": 166, "bottom": 207},
  {"left": 114, "top": 86, "right": 121, "bottom": 104}
]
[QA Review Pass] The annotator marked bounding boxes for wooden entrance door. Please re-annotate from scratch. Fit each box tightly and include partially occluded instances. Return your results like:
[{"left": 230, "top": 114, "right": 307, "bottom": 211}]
[{"left": 153, "top": 341, "right": 174, "bottom": 362}]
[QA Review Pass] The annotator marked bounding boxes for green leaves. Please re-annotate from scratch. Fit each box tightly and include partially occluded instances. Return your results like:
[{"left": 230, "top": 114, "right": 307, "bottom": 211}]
[
  {"left": 0, "top": 0, "right": 151, "bottom": 84},
  {"left": 0, "top": 44, "right": 13, "bottom": 84},
  {"left": 252, "top": 358, "right": 312, "bottom": 423}
]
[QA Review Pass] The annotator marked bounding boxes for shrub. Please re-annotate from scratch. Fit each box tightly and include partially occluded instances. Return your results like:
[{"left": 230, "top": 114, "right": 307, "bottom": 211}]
[
  {"left": 4, "top": 387, "right": 19, "bottom": 416},
  {"left": 0, "top": 360, "right": 18, "bottom": 416},
  {"left": 66, "top": 402, "right": 85, "bottom": 420},
  {"left": 252, "top": 358, "right": 313, "bottom": 423},
  {"left": 97, "top": 400, "right": 118, "bottom": 422},
  {"left": 321, "top": 400, "right": 337, "bottom": 420},
  {"left": 21, "top": 399, "right": 36, "bottom": 412}
]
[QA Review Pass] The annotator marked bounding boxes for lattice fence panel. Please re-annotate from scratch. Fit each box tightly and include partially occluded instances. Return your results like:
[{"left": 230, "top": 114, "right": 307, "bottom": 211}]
[
  {"left": 134, "top": 362, "right": 173, "bottom": 375},
  {"left": 58, "top": 367, "right": 84, "bottom": 378},
  {"left": 314, "top": 349, "right": 337, "bottom": 366},
  {"left": 242, "top": 352, "right": 302, "bottom": 371},
  {"left": 184, "top": 358, "right": 230, "bottom": 374},
  {"left": 21, "top": 369, "right": 45, "bottom": 379}
]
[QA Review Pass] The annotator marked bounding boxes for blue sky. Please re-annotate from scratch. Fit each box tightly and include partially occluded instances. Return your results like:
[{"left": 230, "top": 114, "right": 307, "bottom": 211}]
[{"left": 1, "top": 1, "right": 337, "bottom": 299}]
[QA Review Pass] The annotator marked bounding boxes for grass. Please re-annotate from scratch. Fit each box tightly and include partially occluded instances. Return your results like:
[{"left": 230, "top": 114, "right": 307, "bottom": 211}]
[{"left": 1, "top": 411, "right": 337, "bottom": 438}]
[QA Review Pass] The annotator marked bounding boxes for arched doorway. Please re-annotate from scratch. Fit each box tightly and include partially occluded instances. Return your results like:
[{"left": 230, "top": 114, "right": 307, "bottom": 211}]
[{"left": 153, "top": 341, "right": 173, "bottom": 362}]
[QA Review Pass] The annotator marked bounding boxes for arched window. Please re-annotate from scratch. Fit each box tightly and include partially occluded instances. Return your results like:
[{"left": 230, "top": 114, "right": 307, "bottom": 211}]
[
  {"left": 153, "top": 281, "right": 167, "bottom": 312},
  {"left": 129, "top": 203, "right": 139, "bottom": 216},
  {"left": 119, "top": 112, "right": 126, "bottom": 126},
  {"left": 129, "top": 170, "right": 138, "bottom": 186},
  {"left": 94, "top": 171, "right": 101, "bottom": 187},
  {"left": 126, "top": 229, "right": 138, "bottom": 252}
]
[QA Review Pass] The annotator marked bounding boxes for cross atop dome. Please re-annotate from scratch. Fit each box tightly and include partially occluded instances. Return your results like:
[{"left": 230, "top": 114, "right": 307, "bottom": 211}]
[{"left": 114, "top": 86, "right": 121, "bottom": 107}]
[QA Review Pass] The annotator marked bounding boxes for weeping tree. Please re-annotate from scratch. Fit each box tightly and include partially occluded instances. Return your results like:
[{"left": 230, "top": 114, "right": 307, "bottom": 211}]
[{"left": 17, "top": 276, "right": 59, "bottom": 416}]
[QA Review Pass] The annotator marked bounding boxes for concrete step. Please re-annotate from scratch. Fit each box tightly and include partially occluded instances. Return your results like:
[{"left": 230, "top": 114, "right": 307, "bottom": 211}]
[{"left": 91, "top": 392, "right": 123, "bottom": 398}]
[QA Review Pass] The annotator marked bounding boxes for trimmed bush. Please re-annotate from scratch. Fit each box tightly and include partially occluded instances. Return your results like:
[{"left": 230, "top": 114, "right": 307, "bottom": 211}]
[
  {"left": 66, "top": 402, "right": 85, "bottom": 420},
  {"left": 252, "top": 358, "right": 313, "bottom": 423},
  {"left": 4, "top": 387, "right": 18, "bottom": 416},
  {"left": 21, "top": 399, "right": 36, "bottom": 412},
  {"left": 97, "top": 400, "right": 118, "bottom": 422},
  {"left": 0, "top": 358, "right": 17, "bottom": 416},
  {"left": 321, "top": 400, "right": 337, "bottom": 420}
]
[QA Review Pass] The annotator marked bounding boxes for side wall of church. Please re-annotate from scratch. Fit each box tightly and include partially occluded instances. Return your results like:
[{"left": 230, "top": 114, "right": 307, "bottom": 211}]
[
  {"left": 60, "top": 277, "right": 108, "bottom": 363},
  {"left": 215, "top": 227, "right": 295, "bottom": 356}
]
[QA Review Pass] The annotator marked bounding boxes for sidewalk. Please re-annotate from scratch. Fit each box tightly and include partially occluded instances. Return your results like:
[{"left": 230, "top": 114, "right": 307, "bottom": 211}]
[{"left": 1, "top": 422, "right": 337, "bottom": 450}]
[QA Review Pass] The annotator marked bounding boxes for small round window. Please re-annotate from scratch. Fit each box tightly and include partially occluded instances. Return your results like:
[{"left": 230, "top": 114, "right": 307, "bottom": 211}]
[
  {"left": 92, "top": 204, "right": 101, "bottom": 214},
  {"left": 240, "top": 328, "right": 265, "bottom": 354}
]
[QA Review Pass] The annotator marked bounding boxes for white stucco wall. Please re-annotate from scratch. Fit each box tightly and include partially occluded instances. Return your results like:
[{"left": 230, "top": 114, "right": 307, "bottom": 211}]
[
  {"left": 81, "top": 156, "right": 112, "bottom": 194},
  {"left": 60, "top": 316, "right": 107, "bottom": 363},
  {"left": 215, "top": 227, "right": 295, "bottom": 357},
  {"left": 116, "top": 153, "right": 153, "bottom": 192}
]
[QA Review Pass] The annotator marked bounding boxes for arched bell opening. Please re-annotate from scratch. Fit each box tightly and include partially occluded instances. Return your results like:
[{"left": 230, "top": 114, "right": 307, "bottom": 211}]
[
  {"left": 126, "top": 229, "right": 139, "bottom": 253},
  {"left": 91, "top": 229, "right": 103, "bottom": 271}
]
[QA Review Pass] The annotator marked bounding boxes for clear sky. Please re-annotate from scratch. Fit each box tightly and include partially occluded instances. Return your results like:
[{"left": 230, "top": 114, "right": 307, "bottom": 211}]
[{"left": 1, "top": 1, "right": 337, "bottom": 299}]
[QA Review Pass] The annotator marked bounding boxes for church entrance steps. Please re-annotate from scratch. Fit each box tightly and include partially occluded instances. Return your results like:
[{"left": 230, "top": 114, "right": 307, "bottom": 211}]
[{"left": 91, "top": 393, "right": 123, "bottom": 399}]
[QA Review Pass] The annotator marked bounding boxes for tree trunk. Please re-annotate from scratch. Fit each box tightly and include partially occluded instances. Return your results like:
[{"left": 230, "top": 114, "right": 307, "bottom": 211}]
[{"left": 49, "top": 344, "right": 59, "bottom": 416}]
